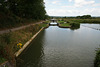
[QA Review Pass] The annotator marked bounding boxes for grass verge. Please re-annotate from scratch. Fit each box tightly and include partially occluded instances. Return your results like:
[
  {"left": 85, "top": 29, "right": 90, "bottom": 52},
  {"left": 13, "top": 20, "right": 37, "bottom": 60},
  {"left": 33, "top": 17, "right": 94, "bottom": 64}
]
[{"left": 0, "top": 24, "right": 43, "bottom": 65}]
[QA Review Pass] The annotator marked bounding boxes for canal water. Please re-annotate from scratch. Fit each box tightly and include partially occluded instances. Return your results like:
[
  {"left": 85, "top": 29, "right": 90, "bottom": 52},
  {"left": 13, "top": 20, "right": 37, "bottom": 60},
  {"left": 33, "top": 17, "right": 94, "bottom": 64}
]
[{"left": 17, "top": 23, "right": 100, "bottom": 67}]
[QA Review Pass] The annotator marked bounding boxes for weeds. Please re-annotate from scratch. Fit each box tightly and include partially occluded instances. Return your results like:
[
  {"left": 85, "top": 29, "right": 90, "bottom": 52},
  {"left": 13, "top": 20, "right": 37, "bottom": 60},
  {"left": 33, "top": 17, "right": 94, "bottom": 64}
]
[
  {"left": 0, "top": 24, "right": 41, "bottom": 65},
  {"left": 0, "top": 56, "right": 7, "bottom": 64}
]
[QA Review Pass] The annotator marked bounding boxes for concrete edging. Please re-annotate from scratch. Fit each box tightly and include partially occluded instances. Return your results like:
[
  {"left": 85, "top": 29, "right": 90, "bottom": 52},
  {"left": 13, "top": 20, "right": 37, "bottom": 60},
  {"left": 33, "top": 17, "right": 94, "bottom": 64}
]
[{"left": 14, "top": 27, "right": 44, "bottom": 57}]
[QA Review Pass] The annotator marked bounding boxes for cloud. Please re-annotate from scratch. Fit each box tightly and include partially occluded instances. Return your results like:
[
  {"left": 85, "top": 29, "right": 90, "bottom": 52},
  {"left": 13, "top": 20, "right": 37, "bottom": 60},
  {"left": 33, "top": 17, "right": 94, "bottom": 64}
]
[
  {"left": 67, "top": 0, "right": 95, "bottom": 7},
  {"left": 61, "top": 5, "right": 74, "bottom": 8},
  {"left": 92, "top": 3, "right": 100, "bottom": 7},
  {"left": 47, "top": 9, "right": 67, "bottom": 16},
  {"left": 44, "top": 0, "right": 50, "bottom": 4},
  {"left": 52, "top": 1, "right": 60, "bottom": 4},
  {"left": 44, "top": 0, "right": 46, "bottom": 3},
  {"left": 79, "top": 8, "right": 100, "bottom": 16},
  {"left": 74, "top": 0, "right": 95, "bottom": 7},
  {"left": 45, "top": 0, "right": 100, "bottom": 16},
  {"left": 47, "top": 9, "right": 79, "bottom": 16},
  {"left": 68, "top": 0, "right": 72, "bottom": 2},
  {"left": 46, "top": 8, "right": 100, "bottom": 16}
]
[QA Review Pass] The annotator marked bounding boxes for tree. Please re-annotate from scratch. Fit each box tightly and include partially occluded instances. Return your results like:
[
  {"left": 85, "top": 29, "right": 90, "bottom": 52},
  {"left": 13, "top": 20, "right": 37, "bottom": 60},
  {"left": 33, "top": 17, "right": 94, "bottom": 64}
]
[{"left": 76, "top": 15, "right": 91, "bottom": 19}]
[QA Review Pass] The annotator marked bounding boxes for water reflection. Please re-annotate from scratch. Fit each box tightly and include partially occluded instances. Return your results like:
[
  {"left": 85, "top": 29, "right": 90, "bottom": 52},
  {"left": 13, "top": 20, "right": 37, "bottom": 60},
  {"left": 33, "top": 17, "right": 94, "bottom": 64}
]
[
  {"left": 17, "top": 24, "right": 100, "bottom": 67},
  {"left": 70, "top": 26, "right": 80, "bottom": 30},
  {"left": 17, "top": 31, "right": 45, "bottom": 67},
  {"left": 81, "top": 24, "right": 100, "bottom": 31}
]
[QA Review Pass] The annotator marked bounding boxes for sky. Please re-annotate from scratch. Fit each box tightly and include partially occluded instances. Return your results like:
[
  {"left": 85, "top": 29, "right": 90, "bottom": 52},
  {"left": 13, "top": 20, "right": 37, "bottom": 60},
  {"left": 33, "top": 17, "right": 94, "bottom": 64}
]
[{"left": 44, "top": 0, "right": 100, "bottom": 16}]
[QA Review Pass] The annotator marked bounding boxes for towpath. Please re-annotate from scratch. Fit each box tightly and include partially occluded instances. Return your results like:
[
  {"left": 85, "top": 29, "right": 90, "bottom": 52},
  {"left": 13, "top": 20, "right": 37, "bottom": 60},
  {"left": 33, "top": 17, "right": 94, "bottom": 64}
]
[{"left": 0, "top": 21, "right": 43, "bottom": 34}]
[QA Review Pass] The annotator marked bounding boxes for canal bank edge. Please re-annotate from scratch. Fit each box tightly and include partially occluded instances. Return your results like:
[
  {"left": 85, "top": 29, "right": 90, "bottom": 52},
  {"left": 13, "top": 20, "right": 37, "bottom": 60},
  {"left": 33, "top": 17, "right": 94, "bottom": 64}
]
[
  {"left": 14, "top": 27, "right": 44, "bottom": 57},
  {"left": 0, "top": 61, "right": 14, "bottom": 67},
  {"left": 58, "top": 25, "right": 71, "bottom": 28}
]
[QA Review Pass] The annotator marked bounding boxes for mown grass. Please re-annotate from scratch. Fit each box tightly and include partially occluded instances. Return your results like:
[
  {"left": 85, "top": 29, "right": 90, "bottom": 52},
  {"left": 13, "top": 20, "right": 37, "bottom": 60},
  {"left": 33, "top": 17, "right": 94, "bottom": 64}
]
[{"left": 59, "top": 23, "right": 71, "bottom": 27}]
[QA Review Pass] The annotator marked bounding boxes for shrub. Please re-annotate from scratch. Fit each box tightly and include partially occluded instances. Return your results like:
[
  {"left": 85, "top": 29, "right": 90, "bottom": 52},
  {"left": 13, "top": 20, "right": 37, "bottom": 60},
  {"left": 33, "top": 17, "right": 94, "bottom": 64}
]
[
  {"left": 70, "top": 22, "right": 80, "bottom": 28},
  {"left": 69, "top": 22, "right": 80, "bottom": 30}
]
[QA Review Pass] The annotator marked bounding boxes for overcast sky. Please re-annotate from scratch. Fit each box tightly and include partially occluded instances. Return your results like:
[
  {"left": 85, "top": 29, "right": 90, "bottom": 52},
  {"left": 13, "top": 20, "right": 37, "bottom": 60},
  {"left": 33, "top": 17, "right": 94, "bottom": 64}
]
[{"left": 44, "top": 0, "right": 100, "bottom": 16}]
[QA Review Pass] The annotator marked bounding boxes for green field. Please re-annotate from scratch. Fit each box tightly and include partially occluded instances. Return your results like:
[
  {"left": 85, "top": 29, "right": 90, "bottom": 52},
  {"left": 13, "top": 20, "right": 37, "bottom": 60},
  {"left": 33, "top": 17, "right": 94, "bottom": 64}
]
[{"left": 64, "top": 19, "right": 100, "bottom": 23}]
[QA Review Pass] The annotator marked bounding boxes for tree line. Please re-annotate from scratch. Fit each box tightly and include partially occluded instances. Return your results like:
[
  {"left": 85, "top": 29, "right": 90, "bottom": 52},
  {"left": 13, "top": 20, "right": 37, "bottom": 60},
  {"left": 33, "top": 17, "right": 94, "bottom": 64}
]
[
  {"left": 0, "top": 0, "right": 49, "bottom": 28},
  {"left": 76, "top": 15, "right": 92, "bottom": 19},
  {"left": 52, "top": 15, "right": 93, "bottom": 19},
  {"left": 0, "top": 0, "right": 48, "bottom": 21}
]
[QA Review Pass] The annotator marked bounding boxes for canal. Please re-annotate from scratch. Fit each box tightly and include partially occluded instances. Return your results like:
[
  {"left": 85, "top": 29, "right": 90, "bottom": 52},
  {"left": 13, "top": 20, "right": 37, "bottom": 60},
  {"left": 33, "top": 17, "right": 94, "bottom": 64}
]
[{"left": 17, "top": 23, "right": 100, "bottom": 67}]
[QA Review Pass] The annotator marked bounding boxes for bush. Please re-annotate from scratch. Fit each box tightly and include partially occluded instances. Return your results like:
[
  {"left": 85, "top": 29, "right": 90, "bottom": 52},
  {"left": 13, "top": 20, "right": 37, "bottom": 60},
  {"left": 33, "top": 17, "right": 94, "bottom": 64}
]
[
  {"left": 70, "top": 22, "right": 80, "bottom": 28},
  {"left": 70, "top": 22, "right": 80, "bottom": 30},
  {"left": 0, "top": 12, "right": 19, "bottom": 28}
]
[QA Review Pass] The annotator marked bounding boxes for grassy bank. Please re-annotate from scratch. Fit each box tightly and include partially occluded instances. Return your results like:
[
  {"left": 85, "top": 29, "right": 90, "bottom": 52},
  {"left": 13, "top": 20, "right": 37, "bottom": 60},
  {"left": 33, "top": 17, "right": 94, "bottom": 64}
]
[
  {"left": 59, "top": 23, "right": 71, "bottom": 28},
  {"left": 0, "top": 23, "right": 48, "bottom": 65},
  {"left": 94, "top": 48, "right": 100, "bottom": 67}
]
